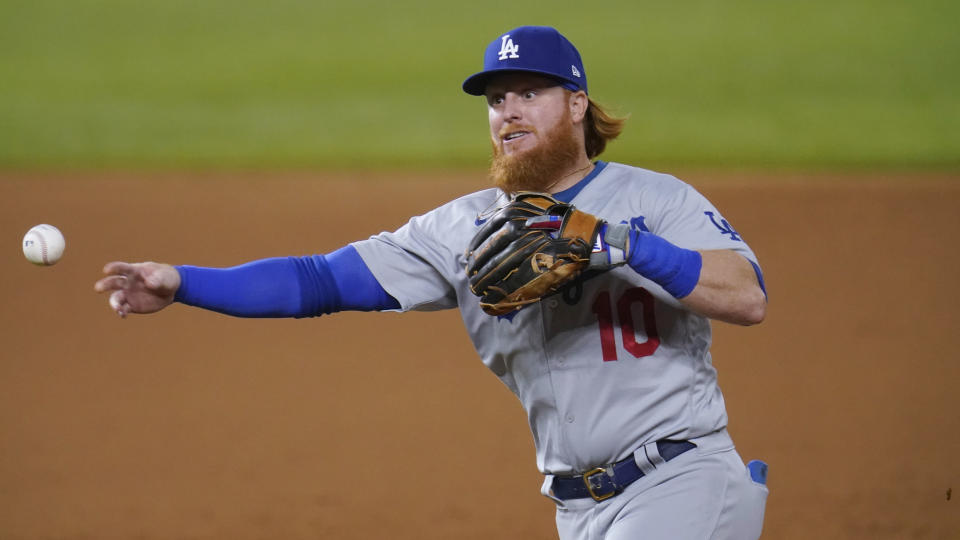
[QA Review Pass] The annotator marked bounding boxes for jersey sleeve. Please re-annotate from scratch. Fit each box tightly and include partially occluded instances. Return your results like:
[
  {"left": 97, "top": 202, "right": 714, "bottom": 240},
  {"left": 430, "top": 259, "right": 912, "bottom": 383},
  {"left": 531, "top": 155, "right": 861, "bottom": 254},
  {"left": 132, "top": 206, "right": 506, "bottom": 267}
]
[
  {"left": 650, "top": 181, "right": 759, "bottom": 264},
  {"left": 350, "top": 201, "right": 471, "bottom": 312},
  {"left": 644, "top": 180, "right": 766, "bottom": 294}
]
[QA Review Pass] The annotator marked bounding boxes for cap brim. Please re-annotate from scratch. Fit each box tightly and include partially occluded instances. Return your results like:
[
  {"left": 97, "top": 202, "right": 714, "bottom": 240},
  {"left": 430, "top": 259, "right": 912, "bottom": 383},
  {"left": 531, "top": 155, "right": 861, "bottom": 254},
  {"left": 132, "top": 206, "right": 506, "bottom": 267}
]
[
  {"left": 462, "top": 71, "right": 495, "bottom": 96},
  {"left": 461, "top": 68, "right": 581, "bottom": 96}
]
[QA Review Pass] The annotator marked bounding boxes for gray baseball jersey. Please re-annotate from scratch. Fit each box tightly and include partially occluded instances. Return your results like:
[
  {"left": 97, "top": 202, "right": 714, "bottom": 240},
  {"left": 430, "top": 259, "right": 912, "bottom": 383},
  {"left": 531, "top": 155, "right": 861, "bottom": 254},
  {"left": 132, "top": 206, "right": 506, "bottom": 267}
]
[{"left": 352, "top": 161, "right": 759, "bottom": 476}]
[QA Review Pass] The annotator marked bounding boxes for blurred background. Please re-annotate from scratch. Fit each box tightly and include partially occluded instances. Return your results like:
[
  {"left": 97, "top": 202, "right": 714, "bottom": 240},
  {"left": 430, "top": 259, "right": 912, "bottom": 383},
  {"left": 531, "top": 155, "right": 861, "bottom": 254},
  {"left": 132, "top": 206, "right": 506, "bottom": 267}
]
[
  {"left": 1, "top": 0, "right": 957, "bottom": 171},
  {"left": 2, "top": 1, "right": 959, "bottom": 540}
]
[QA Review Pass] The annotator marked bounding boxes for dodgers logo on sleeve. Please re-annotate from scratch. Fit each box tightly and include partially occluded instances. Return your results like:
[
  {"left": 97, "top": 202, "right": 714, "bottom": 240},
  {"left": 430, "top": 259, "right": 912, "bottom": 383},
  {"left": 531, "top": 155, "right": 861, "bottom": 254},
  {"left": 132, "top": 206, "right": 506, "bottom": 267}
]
[{"left": 704, "top": 211, "right": 742, "bottom": 242}]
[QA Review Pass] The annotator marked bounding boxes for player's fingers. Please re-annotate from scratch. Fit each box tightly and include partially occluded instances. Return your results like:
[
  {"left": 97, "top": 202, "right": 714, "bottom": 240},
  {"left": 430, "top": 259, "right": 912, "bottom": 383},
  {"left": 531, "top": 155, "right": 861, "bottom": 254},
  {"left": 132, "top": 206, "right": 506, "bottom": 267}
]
[
  {"left": 102, "top": 261, "right": 135, "bottom": 276},
  {"left": 109, "top": 290, "right": 128, "bottom": 318},
  {"left": 94, "top": 274, "right": 128, "bottom": 293}
]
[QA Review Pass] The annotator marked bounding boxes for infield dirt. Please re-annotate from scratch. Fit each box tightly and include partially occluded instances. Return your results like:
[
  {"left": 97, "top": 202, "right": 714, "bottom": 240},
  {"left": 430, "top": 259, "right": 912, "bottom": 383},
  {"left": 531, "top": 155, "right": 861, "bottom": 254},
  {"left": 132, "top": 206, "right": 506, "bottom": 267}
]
[{"left": 1, "top": 171, "right": 957, "bottom": 539}]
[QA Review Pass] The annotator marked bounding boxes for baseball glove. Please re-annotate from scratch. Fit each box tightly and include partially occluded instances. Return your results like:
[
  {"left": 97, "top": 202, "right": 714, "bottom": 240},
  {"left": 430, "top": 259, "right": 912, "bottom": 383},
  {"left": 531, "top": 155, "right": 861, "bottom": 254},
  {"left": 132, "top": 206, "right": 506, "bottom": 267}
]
[{"left": 465, "top": 192, "right": 626, "bottom": 316}]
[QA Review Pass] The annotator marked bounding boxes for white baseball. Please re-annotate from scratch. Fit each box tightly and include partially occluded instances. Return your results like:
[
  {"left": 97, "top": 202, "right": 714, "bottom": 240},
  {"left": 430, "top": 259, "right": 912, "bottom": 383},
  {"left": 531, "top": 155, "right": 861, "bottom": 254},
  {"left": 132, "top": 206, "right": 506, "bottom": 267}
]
[{"left": 22, "top": 224, "right": 66, "bottom": 266}]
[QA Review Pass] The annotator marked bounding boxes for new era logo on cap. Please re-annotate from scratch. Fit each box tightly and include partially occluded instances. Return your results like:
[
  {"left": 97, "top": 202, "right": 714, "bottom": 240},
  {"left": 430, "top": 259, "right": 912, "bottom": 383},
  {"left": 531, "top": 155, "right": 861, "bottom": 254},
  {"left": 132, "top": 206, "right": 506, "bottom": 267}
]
[{"left": 462, "top": 26, "right": 588, "bottom": 96}]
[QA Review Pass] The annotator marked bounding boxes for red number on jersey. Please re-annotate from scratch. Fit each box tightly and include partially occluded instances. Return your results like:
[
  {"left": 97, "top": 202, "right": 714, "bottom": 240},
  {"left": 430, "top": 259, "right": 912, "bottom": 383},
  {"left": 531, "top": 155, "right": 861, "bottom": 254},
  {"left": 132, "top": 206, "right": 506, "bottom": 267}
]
[
  {"left": 591, "top": 287, "right": 660, "bottom": 362},
  {"left": 591, "top": 291, "right": 618, "bottom": 361}
]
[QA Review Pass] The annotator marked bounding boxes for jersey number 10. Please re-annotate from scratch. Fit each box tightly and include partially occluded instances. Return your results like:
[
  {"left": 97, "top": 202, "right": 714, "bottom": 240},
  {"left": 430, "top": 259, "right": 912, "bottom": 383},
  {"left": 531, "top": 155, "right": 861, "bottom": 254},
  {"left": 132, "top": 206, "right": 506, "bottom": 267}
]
[{"left": 591, "top": 287, "right": 660, "bottom": 362}]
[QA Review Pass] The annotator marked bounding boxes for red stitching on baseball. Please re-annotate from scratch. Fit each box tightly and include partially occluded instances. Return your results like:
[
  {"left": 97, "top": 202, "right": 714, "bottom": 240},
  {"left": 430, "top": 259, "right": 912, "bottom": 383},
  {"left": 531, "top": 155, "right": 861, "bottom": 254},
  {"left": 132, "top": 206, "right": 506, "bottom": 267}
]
[{"left": 39, "top": 232, "right": 48, "bottom": 264}]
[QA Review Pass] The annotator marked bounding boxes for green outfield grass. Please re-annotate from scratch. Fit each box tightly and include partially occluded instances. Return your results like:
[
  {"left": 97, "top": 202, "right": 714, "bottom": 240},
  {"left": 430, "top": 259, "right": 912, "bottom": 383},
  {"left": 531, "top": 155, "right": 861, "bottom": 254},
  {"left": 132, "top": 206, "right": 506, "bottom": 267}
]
[{"left": 1, "top": 0, "right": 957, "bottom": 170}]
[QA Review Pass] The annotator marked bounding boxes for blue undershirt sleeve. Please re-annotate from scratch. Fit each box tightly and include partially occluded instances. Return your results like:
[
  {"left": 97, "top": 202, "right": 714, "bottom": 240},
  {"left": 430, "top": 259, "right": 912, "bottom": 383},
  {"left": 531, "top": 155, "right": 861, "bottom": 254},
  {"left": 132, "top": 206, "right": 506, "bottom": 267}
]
[
  {"left": 173, "top": 245, "right": 399, "bottom": 318},
  {"left": 326, "top": 245, "right": 401, "bottom": 311}
]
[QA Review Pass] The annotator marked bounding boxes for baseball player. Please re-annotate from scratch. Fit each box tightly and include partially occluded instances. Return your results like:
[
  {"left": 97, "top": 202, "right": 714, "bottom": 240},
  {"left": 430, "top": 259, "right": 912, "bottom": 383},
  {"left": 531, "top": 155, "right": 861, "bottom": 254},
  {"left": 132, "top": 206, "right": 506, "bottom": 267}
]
[{"left": 95, "top": 26, "right": 769, "bottom": 539}]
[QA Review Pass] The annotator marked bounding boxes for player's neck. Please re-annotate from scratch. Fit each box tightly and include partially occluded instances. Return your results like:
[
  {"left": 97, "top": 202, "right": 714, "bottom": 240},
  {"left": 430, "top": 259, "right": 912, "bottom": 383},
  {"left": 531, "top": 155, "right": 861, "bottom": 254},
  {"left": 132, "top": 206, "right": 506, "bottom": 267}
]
[{"left": 547, "top": 158, "right": 595, "bottom": 194}]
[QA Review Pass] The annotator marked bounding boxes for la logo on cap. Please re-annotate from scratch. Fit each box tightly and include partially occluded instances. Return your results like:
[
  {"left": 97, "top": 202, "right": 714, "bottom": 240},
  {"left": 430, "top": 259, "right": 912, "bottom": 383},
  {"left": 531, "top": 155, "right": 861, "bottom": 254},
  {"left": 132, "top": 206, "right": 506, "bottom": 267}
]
[{"left": 498, "top": 34, "right": 519, "bottom": 60}]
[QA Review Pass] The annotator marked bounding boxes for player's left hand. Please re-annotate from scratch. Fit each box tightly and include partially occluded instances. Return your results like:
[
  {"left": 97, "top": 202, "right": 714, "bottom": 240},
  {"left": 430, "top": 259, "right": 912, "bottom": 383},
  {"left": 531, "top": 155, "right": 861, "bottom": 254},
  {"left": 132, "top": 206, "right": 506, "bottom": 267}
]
[
  {"left": 466, "top": 192, "right": 613, "bottom": 316},
  {"left": 94, "top": 261, "right": 181, "bottom": 318}
]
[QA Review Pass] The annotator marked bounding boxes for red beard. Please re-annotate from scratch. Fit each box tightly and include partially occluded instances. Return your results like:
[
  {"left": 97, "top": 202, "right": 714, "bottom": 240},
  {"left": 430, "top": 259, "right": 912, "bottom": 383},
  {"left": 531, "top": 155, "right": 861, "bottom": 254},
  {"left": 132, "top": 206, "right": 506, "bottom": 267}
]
[{"left": 489, "top": 108, "right": 583, "bottom": 194}]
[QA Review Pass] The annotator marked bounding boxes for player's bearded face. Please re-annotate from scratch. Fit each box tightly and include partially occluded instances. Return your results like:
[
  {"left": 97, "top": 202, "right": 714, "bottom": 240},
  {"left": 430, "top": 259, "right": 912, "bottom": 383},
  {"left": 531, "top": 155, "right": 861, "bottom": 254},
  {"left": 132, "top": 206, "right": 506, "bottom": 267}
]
[{"left": 489, "top": 106, "right": 582, "bottom": 194}]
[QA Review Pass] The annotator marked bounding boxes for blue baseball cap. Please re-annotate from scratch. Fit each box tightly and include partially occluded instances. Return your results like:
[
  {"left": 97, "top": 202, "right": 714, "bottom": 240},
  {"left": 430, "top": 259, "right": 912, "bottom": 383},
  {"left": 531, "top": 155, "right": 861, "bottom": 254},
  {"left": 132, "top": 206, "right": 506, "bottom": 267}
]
[{"left": 462, "top": 26, "right": 587, "bottom": 96}]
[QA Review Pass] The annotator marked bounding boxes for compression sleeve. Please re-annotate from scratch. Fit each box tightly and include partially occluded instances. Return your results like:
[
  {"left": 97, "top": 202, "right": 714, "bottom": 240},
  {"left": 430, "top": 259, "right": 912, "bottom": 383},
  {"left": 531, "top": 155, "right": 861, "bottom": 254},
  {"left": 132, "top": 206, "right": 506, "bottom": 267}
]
[
  {"left": 327, "top": 245, "right": 401, "bottom": 311},
  {"left": 174, "top": 245, "right": 399, "bottom": 318},
  {"left": 625, "top": 229, "right": 703, "bottom": 299}
]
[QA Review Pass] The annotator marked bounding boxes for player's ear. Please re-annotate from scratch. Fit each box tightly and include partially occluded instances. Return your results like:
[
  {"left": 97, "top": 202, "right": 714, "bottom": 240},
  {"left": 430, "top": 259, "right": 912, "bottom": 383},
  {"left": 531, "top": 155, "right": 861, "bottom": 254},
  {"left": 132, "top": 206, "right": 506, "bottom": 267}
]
[{"left": 569, "top": 91, "right": 588, "bottom": 123}]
